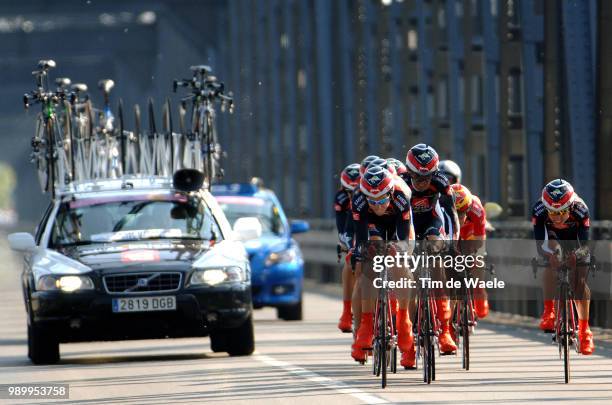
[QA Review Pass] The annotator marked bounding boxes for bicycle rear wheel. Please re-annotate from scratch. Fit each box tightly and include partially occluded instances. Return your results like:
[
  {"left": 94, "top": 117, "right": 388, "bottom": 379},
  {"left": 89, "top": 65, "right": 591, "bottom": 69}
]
[
  {"left": 423, "top": 298, "right": 432, "bottom": 384},
  {"left": 462, "top": 296, "right": 470, "bottom": 371},
  {"left": 380, "top": 297, "right": 387, "bottom": 388}
]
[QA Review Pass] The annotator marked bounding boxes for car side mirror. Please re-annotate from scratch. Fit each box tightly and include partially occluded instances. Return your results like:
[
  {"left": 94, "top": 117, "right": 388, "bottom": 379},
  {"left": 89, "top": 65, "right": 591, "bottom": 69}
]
[
  {"left": 8, "top": 232, "right": 37, "bottom": 252},
  {"left": 233, "top": 217, "right": 262, "bottom": 241},
  {"left": 289, "top": 220, "right": 309, "bottom": 234}
]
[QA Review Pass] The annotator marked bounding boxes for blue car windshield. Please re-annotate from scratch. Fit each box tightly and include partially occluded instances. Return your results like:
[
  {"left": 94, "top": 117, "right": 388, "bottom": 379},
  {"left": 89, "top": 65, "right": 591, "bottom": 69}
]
[
  {"left": 51, "top": 192, "right": 222, "bottom": 246},
  {"left": 216, "top": 196, "right": 285, "bottom": 236}
]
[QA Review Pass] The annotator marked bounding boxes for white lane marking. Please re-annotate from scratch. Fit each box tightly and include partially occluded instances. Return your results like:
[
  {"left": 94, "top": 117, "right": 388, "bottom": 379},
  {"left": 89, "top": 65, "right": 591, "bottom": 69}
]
[{"left": 254, "top": 353, "right": 389, "bottom": 404}]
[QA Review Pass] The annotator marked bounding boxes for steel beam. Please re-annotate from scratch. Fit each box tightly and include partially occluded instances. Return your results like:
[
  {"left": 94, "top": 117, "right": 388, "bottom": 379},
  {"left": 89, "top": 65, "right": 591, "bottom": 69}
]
[
  {"left": 283, "top": 0, "right": 298, "bottom": 209},
  {"left": 269, "top": 0, "right": 283, "bottom": 195},
  {"left": 482, "top": 0, "right": 501, "bottom": 202},
  {"left": 519, "top": 0, "right": 544, "bottom": 210},
  {"left": 560, "top": 0, "right": 596, "bottom": 212},
  {"left": 314, "top": 0, "right": 334, "bottom": 217},
  {"left": 389, "top": 0, "right": 404, "bottom": 154},
  {"left": 446, "top": 0, "right": 466, "bottom": 169},
  {"left": 416, "top": 0, "right": 433, "bottom": 144},
  {"left": 339, "top": 0, "right": 356, "bottom": 163}
]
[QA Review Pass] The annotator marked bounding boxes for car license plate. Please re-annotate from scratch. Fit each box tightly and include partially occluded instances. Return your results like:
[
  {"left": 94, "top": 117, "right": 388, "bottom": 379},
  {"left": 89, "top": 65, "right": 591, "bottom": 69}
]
[{"left": 112, "top": 296, "right": 176, "bottom": 313}]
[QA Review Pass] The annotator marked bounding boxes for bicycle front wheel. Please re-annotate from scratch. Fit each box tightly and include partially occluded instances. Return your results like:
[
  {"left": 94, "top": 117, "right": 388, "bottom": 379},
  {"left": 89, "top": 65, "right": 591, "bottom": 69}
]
[{"left": 561, "top": 285, "right": 571, "bottom": 384}]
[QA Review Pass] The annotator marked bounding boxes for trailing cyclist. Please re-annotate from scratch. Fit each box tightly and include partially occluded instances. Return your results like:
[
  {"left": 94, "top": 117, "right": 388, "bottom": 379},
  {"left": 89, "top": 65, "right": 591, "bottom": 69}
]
[
  {"left": 401, "top": 144, "right": 460, "bottom": 354},
  {"left": 351, "top": 165, "right": 416, "bottom": 368},
  {"left": 451, "top": 183, "right": 489, "bottom": 319},
  {"left": 335, "top": 163, "right": 361, "bottom": 333},
  {"left": 438, "top": 160, "right": 462, "bottom": 185},
  {"left": 532, "top": 179, "right": 594, "bottom": 355}
]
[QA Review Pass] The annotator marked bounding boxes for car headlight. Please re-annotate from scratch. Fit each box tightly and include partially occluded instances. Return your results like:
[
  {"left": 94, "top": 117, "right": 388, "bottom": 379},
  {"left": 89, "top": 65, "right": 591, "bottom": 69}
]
[
  {"left": 36, "top": 275, "right": 95, "bottom": 292},
  {"left": 190, "top": 267, "right": 246, "bottom": 286},
  {"left": 265, "top": 248, "right": 298, "bottom": 266}
]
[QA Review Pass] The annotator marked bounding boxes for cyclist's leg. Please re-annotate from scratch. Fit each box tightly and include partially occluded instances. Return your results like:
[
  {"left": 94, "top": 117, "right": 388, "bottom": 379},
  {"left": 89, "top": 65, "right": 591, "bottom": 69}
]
[
  {"left": 424, "top": 216, "right": 457, "bottom": 353},
  {"left": 466, "top": 240, "right": 488, "bottom": 318},
  {"left": 540, "top": 235, "right": 559, "bottom": 331},
  {"left": 338, "top": 253, "right": 354, "bottom": 332},
  {"left": 571, "top": 260, "right": 594, "bottom": 354},
  {"left": 354, "top": 233, "right": 380, "bottom": 350}
]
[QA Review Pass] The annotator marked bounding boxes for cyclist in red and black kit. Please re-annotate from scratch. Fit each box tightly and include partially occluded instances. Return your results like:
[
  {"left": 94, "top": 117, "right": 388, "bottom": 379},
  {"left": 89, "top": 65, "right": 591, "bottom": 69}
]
[
  {"left": 351, "top": 165, "right": 417, "bottom": 368},
  {"left": 335, "top": 163, "right": 361, "bottom": 333},
  {"left": 401, "top": 144, "right": 460, "bottom": 354},
  {"left": 451, "top": 183, "right": 489, "bottom": 319},
  {"left": 532, "top": 179, "right": 594, "bottom": 355}
]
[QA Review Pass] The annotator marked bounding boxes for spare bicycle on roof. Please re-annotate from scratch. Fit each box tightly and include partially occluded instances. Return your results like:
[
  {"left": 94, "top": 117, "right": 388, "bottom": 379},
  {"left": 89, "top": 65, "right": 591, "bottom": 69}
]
[{"left": 23, "top": 60, "right": 234, "bottom": 197}]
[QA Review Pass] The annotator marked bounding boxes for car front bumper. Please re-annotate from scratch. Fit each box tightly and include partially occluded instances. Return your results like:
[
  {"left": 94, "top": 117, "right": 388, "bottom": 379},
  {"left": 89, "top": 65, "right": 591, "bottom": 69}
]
[
  {"left": 251, "top": 262, "right": 303, "bottom": 307},
  {"left": 29, "top": 284, "right": 252, "bottom": 343}
]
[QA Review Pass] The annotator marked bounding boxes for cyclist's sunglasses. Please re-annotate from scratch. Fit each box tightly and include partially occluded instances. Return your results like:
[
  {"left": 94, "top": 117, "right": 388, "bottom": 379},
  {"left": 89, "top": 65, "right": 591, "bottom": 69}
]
[
  {"left": 409, "top": 172, "right": 433, "bottom": 182},
  {"left": 367, "top": 194, "right": 391, "bottom": 206},
  {"left": 547, "top": 208, "right": 570, "bottom": 216}
]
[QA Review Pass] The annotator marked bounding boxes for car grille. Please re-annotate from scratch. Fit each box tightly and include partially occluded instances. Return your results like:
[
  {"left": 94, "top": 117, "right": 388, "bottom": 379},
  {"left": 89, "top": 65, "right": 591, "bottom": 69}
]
[{"left": 103, "top": 272, "right": 182, "bottom": 294}]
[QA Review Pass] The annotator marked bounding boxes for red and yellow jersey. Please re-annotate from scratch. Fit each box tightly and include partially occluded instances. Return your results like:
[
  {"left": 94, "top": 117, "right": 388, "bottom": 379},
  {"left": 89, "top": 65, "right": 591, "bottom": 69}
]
[{"left": 459, "top": 195, "right": 487, "bottom": 240}]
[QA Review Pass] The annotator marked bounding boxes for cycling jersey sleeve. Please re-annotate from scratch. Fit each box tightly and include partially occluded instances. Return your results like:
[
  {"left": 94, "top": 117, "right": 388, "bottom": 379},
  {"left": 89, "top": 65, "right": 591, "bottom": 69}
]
[
  {"left": 531, "top": 201, "right": 548, "bottom": 256},
  {"left": 467, "top": 196, "right": 487, "bottom": 237},
  {"left": 334, "top": 189, "right": 351, "bottom": 237},
  {"left": 391, "top": 189, "right": 412, "bottom": 240},
  {"left": 351, "top": 192, "right": 369, "bottom": 260},
  {"left": 572, "top": 199, "right": 590, "bottom": 243}
]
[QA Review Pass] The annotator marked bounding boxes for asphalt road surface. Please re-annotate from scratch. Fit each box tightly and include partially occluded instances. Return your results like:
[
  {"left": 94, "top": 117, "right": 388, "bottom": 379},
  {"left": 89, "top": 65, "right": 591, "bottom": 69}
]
[{"left": 1, "top": 239, "right": 612, "bottom": 404}]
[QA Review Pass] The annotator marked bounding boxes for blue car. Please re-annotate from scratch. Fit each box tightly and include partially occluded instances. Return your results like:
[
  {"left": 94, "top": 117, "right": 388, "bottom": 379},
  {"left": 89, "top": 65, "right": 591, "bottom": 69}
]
[{"left": 212, "top": 183, "right": 309, "bottom": 320}]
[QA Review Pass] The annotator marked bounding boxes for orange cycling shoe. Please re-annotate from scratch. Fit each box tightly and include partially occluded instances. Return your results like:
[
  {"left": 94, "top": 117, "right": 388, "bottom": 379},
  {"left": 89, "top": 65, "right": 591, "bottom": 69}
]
[
  {"left": 438, "top": 323, "right": 458, "bottom": 354},
  {"left": 539, "top": 300, "right": 556, "bottom": 332},
  {"left": 354, "top": 313, "right": 374, "bottom": 349},
  {"left": 338, "top": 300, "right": 353, "bottom": 333},
  {"left": 578, "top": 320, "right": 595, "bottom": 355},
  {"left": 474, "top": 299, "right": 489, "bottom": 319},
  {"left": 351, "top": 346, "right": 367, "bottom": 362},
  {"left": 400, "top": 348, "right": 416, "bottom": 369},
  {"left": 396, "top": 308, "right": 414, "bottom": 352}
]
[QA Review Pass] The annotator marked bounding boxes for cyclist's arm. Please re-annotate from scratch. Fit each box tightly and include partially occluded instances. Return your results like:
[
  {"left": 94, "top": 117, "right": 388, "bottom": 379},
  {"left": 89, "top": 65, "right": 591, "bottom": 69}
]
[
  {"left": 531, "top": 202, "right": 549, "bottom": 257},
  {"left": 351, "top": 193, "right": 369, "bottom": 261},
  {"left": 334, "top": 191, "right": 351, "bottom": 249}
]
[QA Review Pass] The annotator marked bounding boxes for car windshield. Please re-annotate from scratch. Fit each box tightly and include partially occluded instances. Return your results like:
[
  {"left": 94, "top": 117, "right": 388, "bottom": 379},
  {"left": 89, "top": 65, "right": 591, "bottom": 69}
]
[
  {"left": 51, "top": 192, "right": 222, "bottom": 246},
  {"left": 216, "top": 196, "right": 284, "bottom": 236}
]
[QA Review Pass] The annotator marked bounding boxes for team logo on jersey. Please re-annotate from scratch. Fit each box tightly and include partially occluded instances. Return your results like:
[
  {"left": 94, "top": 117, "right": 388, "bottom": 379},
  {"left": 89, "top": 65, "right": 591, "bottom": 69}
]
[
  {"left": 550, "top": 189, "right": 563, "bottom": 197},
  {"left": 411, "top": 196, "right": 431, "bottom": 211},
  {"left": 368, "top": 175, "right": 381, "bottom": 184},
  {"left": 395, "top": 194, "right": 408, "bottom": 206}
]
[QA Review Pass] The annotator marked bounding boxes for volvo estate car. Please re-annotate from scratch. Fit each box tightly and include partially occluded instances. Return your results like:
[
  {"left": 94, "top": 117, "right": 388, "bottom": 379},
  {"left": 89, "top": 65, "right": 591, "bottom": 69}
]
[{"left": 9, "top": 170, "right": 256, "bottom": 364}]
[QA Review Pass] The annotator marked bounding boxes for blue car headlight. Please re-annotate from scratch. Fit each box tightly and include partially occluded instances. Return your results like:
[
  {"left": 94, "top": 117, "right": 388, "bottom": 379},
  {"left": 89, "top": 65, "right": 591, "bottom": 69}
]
[
  {"left": 265, "top": 248, "right": 298, "bottom": 266},
  {"left": 190, "top": 267, "right": 246, "bottom": 286}
]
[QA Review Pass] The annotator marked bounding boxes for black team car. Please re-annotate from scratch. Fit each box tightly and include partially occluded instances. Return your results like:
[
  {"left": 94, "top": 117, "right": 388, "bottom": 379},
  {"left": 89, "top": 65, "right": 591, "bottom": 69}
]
[{"left": 8, "top": 170, "right": 256, "bottom": 364}]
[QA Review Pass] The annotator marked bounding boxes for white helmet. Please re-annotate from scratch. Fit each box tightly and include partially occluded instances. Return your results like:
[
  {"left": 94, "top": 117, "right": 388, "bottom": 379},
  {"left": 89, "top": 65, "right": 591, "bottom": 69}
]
[{"left": 438, "top": 160, "right": 462, "bottom": 184}]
